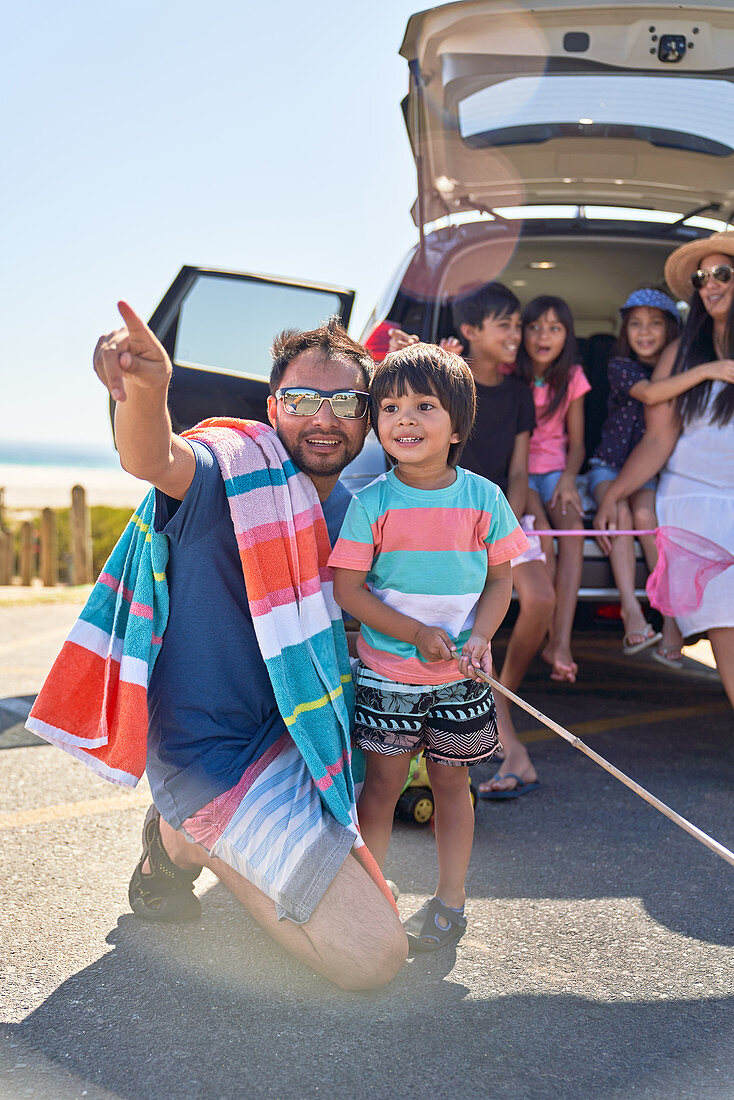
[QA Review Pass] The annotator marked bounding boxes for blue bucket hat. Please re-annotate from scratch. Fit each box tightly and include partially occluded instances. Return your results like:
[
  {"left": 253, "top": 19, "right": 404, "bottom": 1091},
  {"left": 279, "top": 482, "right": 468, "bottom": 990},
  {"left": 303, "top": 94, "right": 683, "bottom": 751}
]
[{"left": 620, "top": 288, "right": 680, "bottom": 322}]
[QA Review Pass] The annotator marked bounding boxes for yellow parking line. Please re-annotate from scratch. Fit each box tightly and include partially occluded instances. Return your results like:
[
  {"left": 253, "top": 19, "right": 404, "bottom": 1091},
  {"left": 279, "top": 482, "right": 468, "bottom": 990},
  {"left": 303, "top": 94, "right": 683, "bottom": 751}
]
[
  {"left": 0, "top": 791, "right": 151, "bottom": 830},
  {"left": 517, "top": 702, "right": 730, "bottom": 744}
]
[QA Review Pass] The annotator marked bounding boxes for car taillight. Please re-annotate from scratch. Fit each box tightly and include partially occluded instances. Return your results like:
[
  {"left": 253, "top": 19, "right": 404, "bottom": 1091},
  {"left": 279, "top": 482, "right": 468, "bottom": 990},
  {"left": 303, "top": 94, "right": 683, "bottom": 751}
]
[
  {"left": 593, "top": 603, "right": 622, "bottom": 621},
  {"left": 362, "top": 320, "right": 394, "bottom": 363}
]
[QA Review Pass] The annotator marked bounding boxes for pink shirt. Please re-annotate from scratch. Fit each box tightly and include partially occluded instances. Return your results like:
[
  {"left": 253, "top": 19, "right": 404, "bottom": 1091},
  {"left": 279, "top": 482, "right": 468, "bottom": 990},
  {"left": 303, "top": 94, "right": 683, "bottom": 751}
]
[{"left": 529, "top": 364, "right": 591, "bottom": 474}]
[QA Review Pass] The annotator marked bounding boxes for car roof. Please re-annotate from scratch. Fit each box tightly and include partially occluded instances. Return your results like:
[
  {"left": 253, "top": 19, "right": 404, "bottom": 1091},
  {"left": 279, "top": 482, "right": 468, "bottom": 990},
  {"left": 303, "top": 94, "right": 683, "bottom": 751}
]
[{"left": 400, "top": 0, "right": 734, "bottom": 226}]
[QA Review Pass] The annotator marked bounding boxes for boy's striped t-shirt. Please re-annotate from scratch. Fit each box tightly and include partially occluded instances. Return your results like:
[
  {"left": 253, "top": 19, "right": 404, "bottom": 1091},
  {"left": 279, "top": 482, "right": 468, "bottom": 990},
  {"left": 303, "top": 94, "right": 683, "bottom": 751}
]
[{"left": 328, "top": 466, "right": 528, "bottom": 684}]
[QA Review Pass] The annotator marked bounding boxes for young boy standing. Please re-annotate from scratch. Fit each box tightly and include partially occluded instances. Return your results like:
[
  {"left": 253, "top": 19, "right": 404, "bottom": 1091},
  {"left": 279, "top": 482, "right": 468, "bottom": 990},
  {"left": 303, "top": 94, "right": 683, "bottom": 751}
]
[{"left": 328, "top": 344, "right": 528, "bottom": 952}]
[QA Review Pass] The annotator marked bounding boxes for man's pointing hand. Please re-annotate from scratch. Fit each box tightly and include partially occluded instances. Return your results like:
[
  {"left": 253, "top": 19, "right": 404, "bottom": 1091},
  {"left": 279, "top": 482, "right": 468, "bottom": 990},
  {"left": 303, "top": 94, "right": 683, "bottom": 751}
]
[{"left": 93, "top": 301, "right": 171, "bottom": 402}]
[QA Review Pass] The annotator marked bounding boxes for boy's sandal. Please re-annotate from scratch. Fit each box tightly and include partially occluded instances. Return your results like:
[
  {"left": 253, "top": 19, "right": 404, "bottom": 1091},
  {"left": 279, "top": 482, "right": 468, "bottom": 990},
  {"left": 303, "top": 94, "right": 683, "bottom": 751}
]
[
  {"left": 128, "top": 804, "right": 203, "bottom": 922},
  {"left": 403, "top": 897, "right": 467, "bottom": 955}
]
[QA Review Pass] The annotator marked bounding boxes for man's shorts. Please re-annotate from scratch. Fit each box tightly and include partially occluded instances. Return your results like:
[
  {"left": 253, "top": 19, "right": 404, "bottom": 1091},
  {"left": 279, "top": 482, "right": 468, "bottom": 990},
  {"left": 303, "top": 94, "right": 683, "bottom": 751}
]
[
  {"left": 353, "top": 662, "right": 499, "bottom": 767},
  {"left": 179, "top": 731, "right": 355, "bottom": 926}
]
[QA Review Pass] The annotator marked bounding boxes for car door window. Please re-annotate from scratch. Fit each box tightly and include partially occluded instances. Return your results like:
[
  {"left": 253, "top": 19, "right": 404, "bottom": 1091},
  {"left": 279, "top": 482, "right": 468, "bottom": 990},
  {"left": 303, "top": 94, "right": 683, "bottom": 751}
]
[{"left": 174, "top": 272, "right": 349, "bottom": 379}]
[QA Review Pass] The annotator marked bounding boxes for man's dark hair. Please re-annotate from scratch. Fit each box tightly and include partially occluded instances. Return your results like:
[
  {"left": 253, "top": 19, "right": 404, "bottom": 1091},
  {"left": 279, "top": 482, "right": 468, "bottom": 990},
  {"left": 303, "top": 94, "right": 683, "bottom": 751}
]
[
  {"left": 370, "top": 343, "right": 476, "bottom": 467},
  {"left": 270, "top": 316, "right": 373, "bottom": 394},
  {"left": 451, "top": 281, "right": 520, "bottom": 332}
]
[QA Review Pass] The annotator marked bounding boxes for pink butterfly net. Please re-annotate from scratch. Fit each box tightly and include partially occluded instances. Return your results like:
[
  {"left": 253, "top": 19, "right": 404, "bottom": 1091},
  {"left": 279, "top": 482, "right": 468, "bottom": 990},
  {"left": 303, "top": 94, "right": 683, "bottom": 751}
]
[{"left": 646, "top": 526, "right": 734, "bottom": 618}]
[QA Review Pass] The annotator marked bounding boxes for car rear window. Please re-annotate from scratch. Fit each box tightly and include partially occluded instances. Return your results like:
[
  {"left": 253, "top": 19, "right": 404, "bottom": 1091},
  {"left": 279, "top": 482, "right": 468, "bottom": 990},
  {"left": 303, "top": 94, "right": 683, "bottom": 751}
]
[
  {"left": 174, "top": 273, "right": 346, "bottom": 379},
  {"left": 458, "top": 75, "right": 734, "bottom": 156}
]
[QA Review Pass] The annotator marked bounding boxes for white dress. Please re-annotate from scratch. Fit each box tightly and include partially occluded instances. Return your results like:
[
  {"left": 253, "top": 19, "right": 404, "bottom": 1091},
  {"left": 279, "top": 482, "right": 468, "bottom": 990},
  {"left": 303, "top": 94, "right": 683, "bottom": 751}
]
[{"left": 656, "top": 381, "right": 734, "bottom": 636}]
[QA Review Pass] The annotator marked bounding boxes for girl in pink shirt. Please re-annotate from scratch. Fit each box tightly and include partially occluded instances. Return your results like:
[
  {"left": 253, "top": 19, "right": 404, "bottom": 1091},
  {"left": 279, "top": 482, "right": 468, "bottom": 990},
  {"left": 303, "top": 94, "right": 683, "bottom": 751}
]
[{"left": 516, "top": 296, "right": 591, "bottom": 683}]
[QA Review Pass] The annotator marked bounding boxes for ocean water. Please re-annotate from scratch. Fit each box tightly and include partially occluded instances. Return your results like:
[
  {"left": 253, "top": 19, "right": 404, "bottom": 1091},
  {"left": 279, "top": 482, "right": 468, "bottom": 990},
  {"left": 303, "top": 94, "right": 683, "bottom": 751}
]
[
  {"left": 0, "top": 440, "right": 143, "bottom": 510},
  {"left": 0, "top": 439, "right": 119, "bottom": 469}
]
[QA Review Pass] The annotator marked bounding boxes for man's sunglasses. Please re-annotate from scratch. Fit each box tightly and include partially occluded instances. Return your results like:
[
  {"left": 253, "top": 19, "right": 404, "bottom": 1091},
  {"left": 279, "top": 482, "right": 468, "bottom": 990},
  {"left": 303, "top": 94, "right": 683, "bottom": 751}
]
[
  {"left": 691, "top": 264, "right": 734, "bottom": 290},
  {"left": 275, "top": 387, "right": 369, "bottom": 419}
]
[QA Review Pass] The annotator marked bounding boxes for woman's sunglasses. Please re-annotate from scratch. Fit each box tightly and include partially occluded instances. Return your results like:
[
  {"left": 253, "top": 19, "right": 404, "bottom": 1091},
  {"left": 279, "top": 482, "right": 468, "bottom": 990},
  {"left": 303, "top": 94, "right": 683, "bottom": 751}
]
[
  {"left": 691, "top": 263, "right": 734, "bottom": 291},
  {"left": 276, "top": 387, "right": 369, "bottom": 419}
]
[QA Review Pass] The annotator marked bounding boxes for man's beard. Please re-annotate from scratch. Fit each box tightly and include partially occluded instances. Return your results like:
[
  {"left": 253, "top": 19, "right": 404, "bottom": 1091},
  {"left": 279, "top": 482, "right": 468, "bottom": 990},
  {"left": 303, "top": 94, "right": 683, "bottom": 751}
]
[{"left": 286, "top": 430, "right": 362, "bottom": 478}]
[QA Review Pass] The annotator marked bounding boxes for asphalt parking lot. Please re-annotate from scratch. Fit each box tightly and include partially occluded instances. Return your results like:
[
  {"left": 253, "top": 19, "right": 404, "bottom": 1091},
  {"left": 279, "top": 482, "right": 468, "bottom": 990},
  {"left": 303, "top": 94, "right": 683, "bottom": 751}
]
[{"left": 1, "top": 593, "right": 733, "bottom": 1099}]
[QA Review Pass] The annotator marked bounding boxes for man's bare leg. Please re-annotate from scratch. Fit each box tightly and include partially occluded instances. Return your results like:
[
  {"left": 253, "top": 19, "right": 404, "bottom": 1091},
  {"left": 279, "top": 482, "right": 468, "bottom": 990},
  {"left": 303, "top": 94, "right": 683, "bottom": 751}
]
[{"left": 158, "top": 818, "right": 408, "bottom": 991}]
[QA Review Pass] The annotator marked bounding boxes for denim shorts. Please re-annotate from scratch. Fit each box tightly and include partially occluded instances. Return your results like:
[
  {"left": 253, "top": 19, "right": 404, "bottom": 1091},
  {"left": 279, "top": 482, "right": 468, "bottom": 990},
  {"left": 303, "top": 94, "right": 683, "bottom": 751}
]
[
  {"left": 587, "top": 458, "right": 656, "bottom": 496},
  {"left": 353, "top": 662, "right": 499, "bottom": 767},
  {"left": 527, "top": 469, "right": 562, "bottom": 504}
]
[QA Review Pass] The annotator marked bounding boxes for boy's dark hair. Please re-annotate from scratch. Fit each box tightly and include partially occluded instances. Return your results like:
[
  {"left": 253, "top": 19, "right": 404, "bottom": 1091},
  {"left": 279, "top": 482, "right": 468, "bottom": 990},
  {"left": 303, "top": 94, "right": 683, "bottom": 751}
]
[
  {"left": 370, "top": 343, "right": 476, "bottom": 467},
  {"left": 270, "top": 316, "right": 373, "bottom": 394},
  {"left": 451, "top": 281, "right": 520, "bottom": 332},
  {"left": 515, "top": 295, "right": 578, "bottom": 421}
]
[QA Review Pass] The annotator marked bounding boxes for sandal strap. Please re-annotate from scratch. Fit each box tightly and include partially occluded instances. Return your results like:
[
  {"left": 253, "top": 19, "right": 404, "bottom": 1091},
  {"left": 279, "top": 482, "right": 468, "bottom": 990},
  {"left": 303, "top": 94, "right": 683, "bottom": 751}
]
[
  {"left": 405, "top": 896, "right": 466, "bottom": 946},
  {"left": 143, "top": 813, "right": 202, "bottom": 887}
]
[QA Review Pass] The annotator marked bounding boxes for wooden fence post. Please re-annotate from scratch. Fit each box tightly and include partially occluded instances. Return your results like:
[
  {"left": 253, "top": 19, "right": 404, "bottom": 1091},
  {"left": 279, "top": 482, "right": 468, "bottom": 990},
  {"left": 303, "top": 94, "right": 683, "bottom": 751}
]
[
  {"left": 0, "top": 530, "right": 11, "bottom": 585},
  {"left": 0, "top": 489, "right": 10, "bottom": 585},
  {"left": 20, "top": 521, "right": 34, "bottom": 586},
  {"left": 71, "top": 484, "right": 93, "bottom": 585},
  {"left": 40, "top": 507, "right": 59, "bottom": 587}
]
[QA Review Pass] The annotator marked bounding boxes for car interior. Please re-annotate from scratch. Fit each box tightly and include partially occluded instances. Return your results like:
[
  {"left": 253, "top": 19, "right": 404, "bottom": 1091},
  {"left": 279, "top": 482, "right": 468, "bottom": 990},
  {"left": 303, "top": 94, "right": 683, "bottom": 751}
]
[{"left": 430, "top": 228, "right": 692, "bottom": 459}]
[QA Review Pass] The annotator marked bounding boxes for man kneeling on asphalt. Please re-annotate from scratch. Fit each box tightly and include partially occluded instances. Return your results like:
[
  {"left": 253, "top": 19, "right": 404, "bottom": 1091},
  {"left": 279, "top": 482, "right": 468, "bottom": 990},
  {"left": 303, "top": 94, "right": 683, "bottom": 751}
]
[{"left": 35, "top": 303, "right": 407, "bottom": 991}]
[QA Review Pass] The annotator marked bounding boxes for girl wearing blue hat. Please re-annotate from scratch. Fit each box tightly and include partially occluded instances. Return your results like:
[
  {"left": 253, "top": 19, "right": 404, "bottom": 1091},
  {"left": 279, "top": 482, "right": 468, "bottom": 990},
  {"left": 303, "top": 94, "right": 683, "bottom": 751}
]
[{"left": 588, "top": 286, "right": 733, "bottom": 663}]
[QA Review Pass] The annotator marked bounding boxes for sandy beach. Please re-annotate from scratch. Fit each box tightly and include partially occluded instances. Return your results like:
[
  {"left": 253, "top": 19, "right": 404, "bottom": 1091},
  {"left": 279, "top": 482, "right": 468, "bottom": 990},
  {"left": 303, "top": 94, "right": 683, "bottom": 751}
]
[{"left": 0, "top": 464, "right": 147, "bottom": 512}]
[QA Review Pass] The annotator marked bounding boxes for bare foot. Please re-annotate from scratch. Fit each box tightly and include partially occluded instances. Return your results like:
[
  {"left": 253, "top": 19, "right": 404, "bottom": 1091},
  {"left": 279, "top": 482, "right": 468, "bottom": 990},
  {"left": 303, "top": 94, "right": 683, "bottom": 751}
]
[{"left": 541, "top": 644, "right": 578, "bottom": 684}]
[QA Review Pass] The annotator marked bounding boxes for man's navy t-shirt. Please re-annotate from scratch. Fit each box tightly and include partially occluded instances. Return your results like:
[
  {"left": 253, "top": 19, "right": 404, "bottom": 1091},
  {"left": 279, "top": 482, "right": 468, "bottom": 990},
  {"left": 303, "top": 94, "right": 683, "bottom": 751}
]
[{"left": 146, "top": 440, "right": 352, "bottom": 830}]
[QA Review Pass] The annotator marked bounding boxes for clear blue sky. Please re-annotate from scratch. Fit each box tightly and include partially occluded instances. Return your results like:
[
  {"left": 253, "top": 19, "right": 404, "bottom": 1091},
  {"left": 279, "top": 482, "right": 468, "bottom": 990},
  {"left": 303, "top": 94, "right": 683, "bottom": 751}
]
[{"left": 2, "top": 0, "right": 424, "bottom": 448}]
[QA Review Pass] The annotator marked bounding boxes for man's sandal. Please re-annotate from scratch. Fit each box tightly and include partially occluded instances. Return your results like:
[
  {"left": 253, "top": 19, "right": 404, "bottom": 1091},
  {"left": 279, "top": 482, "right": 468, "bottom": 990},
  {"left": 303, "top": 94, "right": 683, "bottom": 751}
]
[
  {"left": 128, "top": 805, "right": 203, "bottom": 922},
  {"left": 403, "top": 897, "right": 467, "bottom": 955}
]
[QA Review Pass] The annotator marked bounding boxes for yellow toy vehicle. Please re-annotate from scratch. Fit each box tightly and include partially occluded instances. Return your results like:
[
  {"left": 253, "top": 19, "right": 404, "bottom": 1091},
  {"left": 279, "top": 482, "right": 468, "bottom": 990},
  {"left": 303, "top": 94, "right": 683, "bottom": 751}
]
[{"left": 395, "top": 754, "right": 478, "bottom": 826}]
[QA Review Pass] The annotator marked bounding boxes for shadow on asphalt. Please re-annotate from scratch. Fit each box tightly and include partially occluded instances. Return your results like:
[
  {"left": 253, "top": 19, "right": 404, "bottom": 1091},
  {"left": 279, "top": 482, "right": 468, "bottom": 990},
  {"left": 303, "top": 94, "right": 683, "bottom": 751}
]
[{"left": 5, "top": 897, "right": 734, "bottom": 1099}]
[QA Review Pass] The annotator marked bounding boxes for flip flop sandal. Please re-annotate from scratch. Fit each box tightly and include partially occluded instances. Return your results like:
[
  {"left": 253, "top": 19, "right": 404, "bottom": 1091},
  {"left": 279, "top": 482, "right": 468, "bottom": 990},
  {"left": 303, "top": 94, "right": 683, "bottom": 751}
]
[
  {"left": 403, "top": 897, "right": 467, "bottom": 954},
  {"left": 128, "top": 804, "right": 203, "bottom": 922},
  {"left": 652, "top": 645, "right": 685, "bottom": 669},
  {"left": 478, "top": 773, "right": 541, "bottom": 801},
  {"left": 622, "top": 625, "right": 662, "bottom": 655}
]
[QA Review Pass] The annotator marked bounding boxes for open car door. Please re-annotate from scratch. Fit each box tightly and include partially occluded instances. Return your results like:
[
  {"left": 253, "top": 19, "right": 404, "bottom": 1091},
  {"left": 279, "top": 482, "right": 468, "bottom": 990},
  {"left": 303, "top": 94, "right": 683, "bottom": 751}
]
[
  {"left": 401, "top": 0, "right": 734, "bottom": 228},
  {"left": 128, "top": 265, "right": 355, "bottom": 432}
]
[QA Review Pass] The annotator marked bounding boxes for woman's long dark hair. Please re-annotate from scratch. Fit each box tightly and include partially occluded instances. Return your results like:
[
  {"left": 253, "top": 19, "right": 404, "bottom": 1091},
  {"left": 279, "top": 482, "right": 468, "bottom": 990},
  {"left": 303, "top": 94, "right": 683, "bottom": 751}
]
[
  {"left": 671, "top": 291, "right": 734, "bottom": 427},
  {"left": 515, "top": 296, "right": 578, "bottom": 420}
]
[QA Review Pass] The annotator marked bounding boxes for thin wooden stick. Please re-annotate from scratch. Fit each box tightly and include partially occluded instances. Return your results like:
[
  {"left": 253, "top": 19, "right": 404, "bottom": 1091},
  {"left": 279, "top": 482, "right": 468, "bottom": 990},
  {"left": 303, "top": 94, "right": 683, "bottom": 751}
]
[{"left": 479, "top": 671, "right": 734, "bottom": 869}]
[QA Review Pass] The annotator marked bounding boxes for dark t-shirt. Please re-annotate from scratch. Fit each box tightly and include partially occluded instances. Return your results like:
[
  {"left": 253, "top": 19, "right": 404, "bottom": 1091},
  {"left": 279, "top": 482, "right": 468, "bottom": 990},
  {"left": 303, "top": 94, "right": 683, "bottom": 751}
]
[
  {"left": 460, "top": 376, "right": 536, "bottom": 493},
  {"left": 593, "top": 356, "right": 649, "bottom": 471},
  {"left": 146, "top": 440, "right": 352, "bottom": 830}
]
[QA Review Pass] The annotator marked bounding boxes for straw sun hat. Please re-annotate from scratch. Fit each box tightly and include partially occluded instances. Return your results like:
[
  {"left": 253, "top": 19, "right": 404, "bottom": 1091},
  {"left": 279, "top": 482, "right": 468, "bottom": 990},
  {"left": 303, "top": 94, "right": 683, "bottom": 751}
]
[{"left": 664, "top": 230, "right": 734, "bottom": 301}]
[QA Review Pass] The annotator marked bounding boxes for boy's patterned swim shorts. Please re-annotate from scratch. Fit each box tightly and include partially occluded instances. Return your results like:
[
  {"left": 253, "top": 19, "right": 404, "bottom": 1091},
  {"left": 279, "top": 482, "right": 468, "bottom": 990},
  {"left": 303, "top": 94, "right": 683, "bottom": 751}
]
[{"left": 353, "top": 662, "right": 499, "bottom": 767}]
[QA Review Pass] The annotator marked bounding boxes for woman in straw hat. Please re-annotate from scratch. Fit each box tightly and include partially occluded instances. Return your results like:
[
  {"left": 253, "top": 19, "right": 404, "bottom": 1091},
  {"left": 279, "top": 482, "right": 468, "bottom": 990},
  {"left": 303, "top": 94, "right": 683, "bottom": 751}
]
[{"left": 595, "top": 230, "right": 734, "bottom": 708}]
